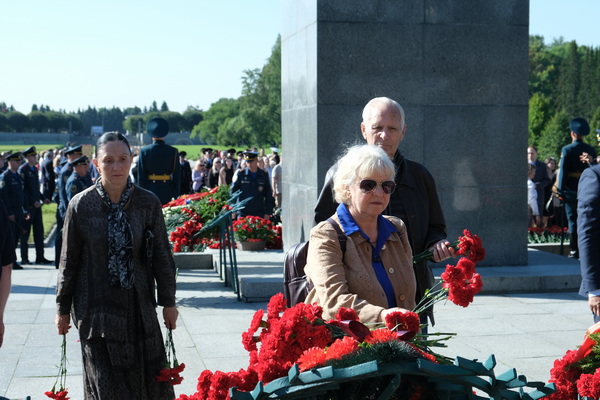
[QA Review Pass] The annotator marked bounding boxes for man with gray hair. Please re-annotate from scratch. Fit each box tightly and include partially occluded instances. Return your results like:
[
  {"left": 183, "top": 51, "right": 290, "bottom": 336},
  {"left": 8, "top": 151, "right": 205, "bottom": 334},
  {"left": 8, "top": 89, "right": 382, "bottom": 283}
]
[{"left": 314, "top": 97, "right": 453, "bottom": 325}]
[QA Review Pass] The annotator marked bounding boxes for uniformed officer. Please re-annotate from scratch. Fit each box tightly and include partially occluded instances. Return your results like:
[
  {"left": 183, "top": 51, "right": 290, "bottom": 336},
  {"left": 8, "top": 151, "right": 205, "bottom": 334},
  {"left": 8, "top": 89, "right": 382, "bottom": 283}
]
[
  {"left": 557, "top": 117, "right": 598, "bottom": 259},
  {"left": 65, "top": 155, "right": 91, "bottom": 202},
  {"left": 137, "top": 117, "right": 180, "bottom": 204},
  {"left": 54, "top": 145, "right": 83, "bottom": 268},
  {"left": 18, "top": 146, "right": 52, "bottom": 265},
  {"left": 0, "top": 152, "right": 27, "bottom": 270},
  {"left": 231, "top": 151, "right": 274, "bottom": 219}
]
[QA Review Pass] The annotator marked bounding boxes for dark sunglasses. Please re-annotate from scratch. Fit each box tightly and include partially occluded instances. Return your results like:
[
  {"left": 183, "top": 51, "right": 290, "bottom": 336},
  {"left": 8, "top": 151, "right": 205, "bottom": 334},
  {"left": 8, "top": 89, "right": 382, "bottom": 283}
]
[{"left": 358, "top": 179, "right": 396, "bottom": 194}]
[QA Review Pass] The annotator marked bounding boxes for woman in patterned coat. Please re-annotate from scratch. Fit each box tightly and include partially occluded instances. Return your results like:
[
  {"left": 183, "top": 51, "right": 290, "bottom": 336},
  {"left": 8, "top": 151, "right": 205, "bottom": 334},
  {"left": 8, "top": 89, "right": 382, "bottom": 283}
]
[{"left": 55, "top": 132, "right": 178, "bottom": 399}]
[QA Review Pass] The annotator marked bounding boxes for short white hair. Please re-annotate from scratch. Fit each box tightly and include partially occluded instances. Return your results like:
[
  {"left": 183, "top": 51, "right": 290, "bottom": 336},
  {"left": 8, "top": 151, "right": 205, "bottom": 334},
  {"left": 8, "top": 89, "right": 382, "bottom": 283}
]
[
  {"left": 362, "top": 97, "right": 406, "bottom": 130},
  {"left": 333, "top": 145, "right": 396, "bottom": 205}
]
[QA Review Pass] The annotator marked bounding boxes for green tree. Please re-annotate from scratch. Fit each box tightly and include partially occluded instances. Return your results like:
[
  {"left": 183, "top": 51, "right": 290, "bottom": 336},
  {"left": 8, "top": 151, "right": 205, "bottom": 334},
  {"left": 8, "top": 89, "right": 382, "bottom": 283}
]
[
  {"left": 528, "top": 93, "right": 551, "bottom": 148},
  {"left": 0, "top": 113, "right": 8, "bottom": 131},
  {"left": 161, "top": 111, "right": 184, "bottom": 132},
  {"left": 555, "top": 41, "right": 580, "bottom": 116},
  {"left": 65, "top": 114, "right": 83, "bottom": 133},
  {"left": 161, "top": 101, "right": 169, "bottom": 112},
  {"left": 28, "top": 111, "right": 49, "bottom": 132},
  {"left": 6, "top": 111, "right": 29, "bottom": 132},
  {"left": 192, "top": 98, "right": 240, "bottom": 144},
  {"left": 46, "top": 111, "right": 67, "bottom": 132},
  {"left": 538, "top": 110, "right": 571, "bottom": 161},
  {"left": 239, "top": 35, "right": 281, "bottom": 147},
  {"left": 123, "top": 115, "right": 145, "bottom": 134},
  {"left": 181, "top": 108, "right": 204, "bottom": 132}
]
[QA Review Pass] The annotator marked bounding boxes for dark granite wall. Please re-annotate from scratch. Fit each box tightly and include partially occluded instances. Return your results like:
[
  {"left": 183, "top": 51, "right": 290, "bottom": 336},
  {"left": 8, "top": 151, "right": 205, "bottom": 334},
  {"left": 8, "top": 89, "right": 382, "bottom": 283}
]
[{"left": 281, "top": 0, "right": 529, "bottom": 265}]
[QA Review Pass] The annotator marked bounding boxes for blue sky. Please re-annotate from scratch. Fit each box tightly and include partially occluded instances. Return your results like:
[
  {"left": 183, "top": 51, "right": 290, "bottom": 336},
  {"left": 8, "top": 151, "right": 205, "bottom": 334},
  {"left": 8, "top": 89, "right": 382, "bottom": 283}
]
[{"left": 0, "top": 1, "right": 597, "bottom": 115}]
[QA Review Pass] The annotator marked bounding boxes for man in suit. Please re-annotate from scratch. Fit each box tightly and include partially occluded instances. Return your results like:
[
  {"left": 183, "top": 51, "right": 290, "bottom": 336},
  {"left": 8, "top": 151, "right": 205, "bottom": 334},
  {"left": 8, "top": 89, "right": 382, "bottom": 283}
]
[
  {"left": 557, "top": 117, "right": 597, "bottom": 259},
  {"left": 527, "top": 146, "right": 551, "bottom": 223},
  {"left": 577, "top": 162, "right": 600, "bottom": 322},
  {"left": 314, "top": 97, "right": 454, "bottom": 326},
  {"left": 137, "top": 117, "right": 180, "bottom": 204}
]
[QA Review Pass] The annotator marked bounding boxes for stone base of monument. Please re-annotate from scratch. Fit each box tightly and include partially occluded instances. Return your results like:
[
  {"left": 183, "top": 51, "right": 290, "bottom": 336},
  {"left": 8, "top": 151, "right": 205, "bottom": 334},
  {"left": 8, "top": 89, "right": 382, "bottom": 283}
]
[
  {"left": 173, "top": 252, "right": 214, "bottom": 270},
  {"left": 222, "top": 248, "right": 581, "bottom": 303}
]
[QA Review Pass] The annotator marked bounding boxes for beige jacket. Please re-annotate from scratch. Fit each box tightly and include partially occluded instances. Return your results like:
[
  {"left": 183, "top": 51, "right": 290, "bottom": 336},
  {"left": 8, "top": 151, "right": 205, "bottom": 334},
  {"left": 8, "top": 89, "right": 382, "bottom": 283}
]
[{"left": 305, "top": 214, "right": 416, "bottom": 323}]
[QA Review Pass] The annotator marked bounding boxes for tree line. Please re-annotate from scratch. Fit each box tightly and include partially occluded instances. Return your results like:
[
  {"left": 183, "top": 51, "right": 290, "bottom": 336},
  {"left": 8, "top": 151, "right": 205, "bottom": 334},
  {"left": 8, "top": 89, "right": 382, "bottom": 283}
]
[
  {"left": 3, "top": 35, "right": 596, "bottom": 152},
  {"left": 529, "top": 36, "right": 600, "bottom": 161},
  {"left": 0, "top": 36, "right": 282, "bottom": 148}
]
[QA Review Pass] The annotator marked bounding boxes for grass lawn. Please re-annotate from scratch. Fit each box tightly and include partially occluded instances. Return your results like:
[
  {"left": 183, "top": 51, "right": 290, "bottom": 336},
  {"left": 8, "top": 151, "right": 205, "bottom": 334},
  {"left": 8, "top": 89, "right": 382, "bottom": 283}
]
[
  {"left": 0, "top": 144, "right": 60, "bottom": 154},
  {"left": 25, "top": 202, "right": 57, "bottom": 242}
]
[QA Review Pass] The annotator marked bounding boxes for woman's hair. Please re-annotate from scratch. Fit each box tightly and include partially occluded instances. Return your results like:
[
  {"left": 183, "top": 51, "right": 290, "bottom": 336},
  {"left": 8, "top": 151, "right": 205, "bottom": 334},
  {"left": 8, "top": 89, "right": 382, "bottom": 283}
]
[
  {"left": 333, "top": 144, "right": 396, "bottom": 205},
  {"left": 96, "top": 131, "right": 132, "bottom": 155},
  {"left": 544, "top": 156, "right": 556, "bottom": 166},
  {"left": 194, "top": 160, "right": 204, "bottom": 171}
]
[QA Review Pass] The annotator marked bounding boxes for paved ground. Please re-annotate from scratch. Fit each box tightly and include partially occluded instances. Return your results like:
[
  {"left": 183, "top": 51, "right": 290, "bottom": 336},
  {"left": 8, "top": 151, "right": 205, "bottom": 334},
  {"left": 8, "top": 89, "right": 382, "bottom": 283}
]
[{"left": 0, "top": 245, "right": 594, "bottom": 399}]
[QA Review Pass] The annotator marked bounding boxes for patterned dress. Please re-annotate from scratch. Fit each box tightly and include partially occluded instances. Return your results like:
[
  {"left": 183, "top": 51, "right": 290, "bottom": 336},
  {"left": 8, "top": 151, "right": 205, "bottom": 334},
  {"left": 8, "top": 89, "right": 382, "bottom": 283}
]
[{"left": 56, "top": 184, "right": 177, "bottom": 399}]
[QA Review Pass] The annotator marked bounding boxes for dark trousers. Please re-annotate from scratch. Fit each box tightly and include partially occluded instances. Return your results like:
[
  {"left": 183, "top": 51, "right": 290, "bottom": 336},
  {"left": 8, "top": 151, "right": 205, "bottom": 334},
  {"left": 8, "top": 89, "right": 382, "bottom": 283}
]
[
  {"left": 565, "top": 201, "right": 578, "bottom": 252},
  {"left": 20, "top": 206, "right": 44, "bottom": 260},
  {"left": 55, "top": 211, "right": 64, "bottom": 268}
]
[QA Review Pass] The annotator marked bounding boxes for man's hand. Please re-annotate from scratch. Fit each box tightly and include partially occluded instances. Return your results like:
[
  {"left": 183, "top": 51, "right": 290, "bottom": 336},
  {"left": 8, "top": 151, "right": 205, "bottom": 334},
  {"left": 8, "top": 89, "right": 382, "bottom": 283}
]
[
  {"left": 589, "top": 296, "right": 600, "bottom": 318},
  {"left": 431, "top": 239, "right": 456, "bottom": 263},
  {"left": 163, "top": 306, "right": 178, "bottom": 329}
]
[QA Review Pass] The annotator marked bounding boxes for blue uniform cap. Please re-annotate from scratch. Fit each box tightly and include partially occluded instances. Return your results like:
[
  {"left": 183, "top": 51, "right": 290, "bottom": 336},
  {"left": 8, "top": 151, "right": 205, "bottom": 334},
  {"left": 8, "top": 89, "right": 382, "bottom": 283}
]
[
  {"left": 147, "top": 117, "right": 169, "bottom": 138},
  {"left": 22, "top": 146, "right": 37, "bottom": 157},
  {"left": 65, "top": 145, "right": 83, "bottom": 155},
  {"left": 570, "top": 117, "right": 590, "bottom": 136},
  {"left": 69, "top": 155, "right": 89, "bottom": 167}
]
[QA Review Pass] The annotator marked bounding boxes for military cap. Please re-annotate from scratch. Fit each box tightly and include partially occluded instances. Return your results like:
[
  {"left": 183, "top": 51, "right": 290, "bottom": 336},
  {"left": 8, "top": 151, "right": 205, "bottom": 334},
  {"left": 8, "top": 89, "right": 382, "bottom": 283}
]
[
  {"left": 65, "top": 145, "right": 83, "bottom": 156},
  {"left": 6, "top": 152, "right": 22, "bottom": 161},
  {"left": 227, "top": 148, "right": 236, "bottom": 155},
  {"left": 243, "top": 151, "right": 259, "bottom": 161},
  {"left": 146, "top": 117, "right": 169, "bottom": 138},
  {"left": 22, "top": 146, "right": 37, "bottom": 157},
  {"left": 570, "top": 117, "right": 590, "bottom": 136},
  {"left": 1, "top": 151, "right": 12, "bottom": 158},
  {"left": 179, "top": 151, "right": 187, "bottom": 157},
  {"left": 203, "top": 148, "right": 213, "bottom": 154},
  {"left": 69, "top": 155, "right": 88, "bottom": 167}
]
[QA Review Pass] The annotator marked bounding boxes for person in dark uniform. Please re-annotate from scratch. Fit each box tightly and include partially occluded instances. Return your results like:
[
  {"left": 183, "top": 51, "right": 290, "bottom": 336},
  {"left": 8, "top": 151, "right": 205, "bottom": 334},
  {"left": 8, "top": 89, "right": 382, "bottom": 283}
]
[
  {"left": 0, "top": 152, "right": 27, "bottom": 270},
  {"left": 1, "top": 199, "right": 17, "bottom": 347},
  {"left": 40, "top": 149, "right": 56, "bottom": 201},
  {"left": 65, "top": 155, "right": 92, "bottom": 202},
  {"left": 55, "top": 145, "right": 83, "bottom": 268},
  {"left": 137, "top": 118, "right": 180, "bottom": 205},
  {"left": 179, "top": 151, "right": 192, "bottom": 195},
  {"left": 19, "top": 146, "right": 52, "bottom": 265},
  {"left": 557, "top": 117, "right": 597, "bottom": 259},
  {"left": 230, "top": 151, "right": 274, "bottom": 219}
]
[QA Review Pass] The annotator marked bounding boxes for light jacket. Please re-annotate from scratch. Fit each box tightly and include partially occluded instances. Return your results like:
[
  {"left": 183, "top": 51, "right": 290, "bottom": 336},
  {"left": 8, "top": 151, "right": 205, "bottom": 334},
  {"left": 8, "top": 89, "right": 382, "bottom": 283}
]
[{"left": 305, "top": 214, "right": 416, "bottom": 323}]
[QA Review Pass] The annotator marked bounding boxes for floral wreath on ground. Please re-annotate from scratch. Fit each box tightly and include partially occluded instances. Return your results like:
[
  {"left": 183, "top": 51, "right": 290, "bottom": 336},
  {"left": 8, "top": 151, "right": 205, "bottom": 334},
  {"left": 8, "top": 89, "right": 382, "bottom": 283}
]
[
  {"left": 528, "top": 225, "right": 570, "bottom": 244},
  {"left": 548, "top": 322, "right": 600, "bottom": 399},
  {"left": 163, "top": 187, "right": 283, "bottom": 252},
  {"left": 176, "top": 230, "right": 486, "bottom": 400}
]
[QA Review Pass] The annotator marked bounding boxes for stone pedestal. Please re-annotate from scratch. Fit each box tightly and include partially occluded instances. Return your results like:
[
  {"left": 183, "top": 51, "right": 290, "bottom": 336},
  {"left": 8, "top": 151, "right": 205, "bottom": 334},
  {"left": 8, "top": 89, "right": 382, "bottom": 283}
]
[{"left": 281, "top": 0, "right": 529, "bottom": 266}]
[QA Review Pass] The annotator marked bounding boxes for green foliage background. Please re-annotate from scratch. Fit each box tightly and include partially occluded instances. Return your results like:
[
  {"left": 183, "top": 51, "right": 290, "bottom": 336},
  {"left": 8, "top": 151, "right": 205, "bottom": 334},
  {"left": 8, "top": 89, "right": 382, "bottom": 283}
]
[{"left": 529, "top": 36, "right": 600, "bottom": 161}]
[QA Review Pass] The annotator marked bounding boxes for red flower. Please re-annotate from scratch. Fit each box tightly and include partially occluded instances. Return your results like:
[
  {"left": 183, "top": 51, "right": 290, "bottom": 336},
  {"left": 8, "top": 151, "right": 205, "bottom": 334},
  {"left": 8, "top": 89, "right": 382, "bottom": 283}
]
[
  {"left": 384, "top": 311, "right": 420, "bottom": 334},
  {"left": 365, "top": 328, "right": 399, "bottom": 344},
  {"left": 335, "top": 307, "right": 359, "bottom": 321},
  {"left": 577, "top": 370, "right": 600, "bottom": 398},
  {"left": 325, "top": 336, "right": 359, "bottom": 361},
  {"left": 456, "top": 229, "right": 486, "bottom": 263},
  {"left": 297, "top": 347, "right": 327, "bottom": 371},
  {"left": 441, "top": 260, "right": 483, "bottom": 308},
  {"left": 45, "top": 390, "right": 70, "bottom": 400}
]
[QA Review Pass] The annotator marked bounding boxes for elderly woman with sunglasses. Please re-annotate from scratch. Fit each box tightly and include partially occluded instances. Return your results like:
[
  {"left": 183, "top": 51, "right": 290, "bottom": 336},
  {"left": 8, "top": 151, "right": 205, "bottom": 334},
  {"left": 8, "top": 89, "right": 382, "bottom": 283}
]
[{"left": 305, "top": 144, "right": 416, "bottom": 323}]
